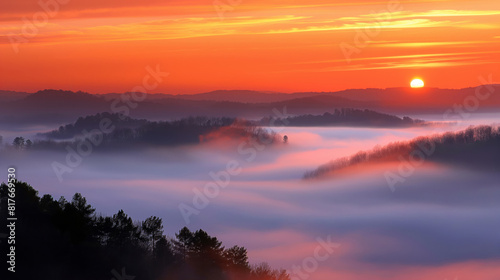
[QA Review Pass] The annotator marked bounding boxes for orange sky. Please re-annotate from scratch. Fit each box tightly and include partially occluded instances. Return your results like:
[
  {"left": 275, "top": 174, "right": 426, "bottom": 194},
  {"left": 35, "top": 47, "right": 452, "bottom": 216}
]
[{"left": 1, "top": 0, "right": 499, "bottom": 94}]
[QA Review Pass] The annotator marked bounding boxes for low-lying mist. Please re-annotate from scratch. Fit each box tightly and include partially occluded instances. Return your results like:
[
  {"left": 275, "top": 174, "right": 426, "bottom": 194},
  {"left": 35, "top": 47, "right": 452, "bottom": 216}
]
[
  {"left": 304, "top": 125, "right": 500, "bottom": 179},
  {"left": 1, "top": 113, "right": 499, "bottom": 279}
]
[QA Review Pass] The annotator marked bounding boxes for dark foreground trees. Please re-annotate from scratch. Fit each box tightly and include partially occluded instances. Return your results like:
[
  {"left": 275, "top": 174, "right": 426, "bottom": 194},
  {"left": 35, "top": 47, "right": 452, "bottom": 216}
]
[{"left": 0, "top": 181, "right": 289, "bottom": 280}]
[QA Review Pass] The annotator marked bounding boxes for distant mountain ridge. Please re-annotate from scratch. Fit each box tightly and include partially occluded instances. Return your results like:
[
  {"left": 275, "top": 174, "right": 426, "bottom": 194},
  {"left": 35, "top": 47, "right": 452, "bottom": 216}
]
[
  {"left": 0, "top": 89, "right": 109, "bottom": 126},
  {"left": 124, "top": 85, "right": 500, "bottom": 105},
  {"left": 0, "top": 90, "right": 31, "bottom": 102},
  {"left": 0, "top": 86, "right": 499, "bottom": 126},
  {"left": 22, "top": 89, "right": 105, "bottom": 107}
]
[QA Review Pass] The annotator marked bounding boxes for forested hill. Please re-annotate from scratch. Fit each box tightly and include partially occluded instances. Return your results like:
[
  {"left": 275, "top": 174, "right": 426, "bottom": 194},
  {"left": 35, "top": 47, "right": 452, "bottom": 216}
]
[
  {"left": 27, "top": 113, "right": 279, "bottom": 149},
  {"left": 259, "top": 109, "right": 425, "bottom": 127},
  {"left": 0, "top": 181, "right": 290, "bottom": 280},
  {"left": 304, "top": 125, "right": 500, "bottom": 179},
  {"left": 41, "top": 112, "right": 149, "bottom": 139}
]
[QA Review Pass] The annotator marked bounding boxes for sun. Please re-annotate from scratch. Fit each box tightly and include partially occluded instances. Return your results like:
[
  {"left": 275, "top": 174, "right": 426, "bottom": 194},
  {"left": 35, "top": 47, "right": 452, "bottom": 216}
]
[{"left": 410, "top": 78, "right": 424, "bottom": 88}]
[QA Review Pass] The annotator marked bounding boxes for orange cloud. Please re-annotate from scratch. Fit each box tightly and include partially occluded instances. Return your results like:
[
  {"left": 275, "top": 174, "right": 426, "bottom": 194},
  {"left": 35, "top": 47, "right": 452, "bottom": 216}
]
[{"left": 1, "top": 0, "right": 500, "bottom": 93}]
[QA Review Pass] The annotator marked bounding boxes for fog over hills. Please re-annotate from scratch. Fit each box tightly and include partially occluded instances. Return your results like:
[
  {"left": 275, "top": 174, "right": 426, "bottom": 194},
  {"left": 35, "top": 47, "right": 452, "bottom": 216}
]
[{"left": 304, "top": 125, "right": 500, "bottom": 179}]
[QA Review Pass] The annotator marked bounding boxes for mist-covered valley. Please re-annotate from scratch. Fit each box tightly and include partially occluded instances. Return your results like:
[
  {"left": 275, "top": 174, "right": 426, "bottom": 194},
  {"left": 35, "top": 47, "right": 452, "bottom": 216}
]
[{"left": 1, "top": 106, "right": 499, "bottom": 279}]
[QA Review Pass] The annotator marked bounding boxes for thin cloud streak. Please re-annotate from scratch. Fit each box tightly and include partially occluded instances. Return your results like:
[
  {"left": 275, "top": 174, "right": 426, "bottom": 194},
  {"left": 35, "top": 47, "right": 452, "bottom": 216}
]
[{"left": 4, "top": 8, "right": 500, "bottom": 44}]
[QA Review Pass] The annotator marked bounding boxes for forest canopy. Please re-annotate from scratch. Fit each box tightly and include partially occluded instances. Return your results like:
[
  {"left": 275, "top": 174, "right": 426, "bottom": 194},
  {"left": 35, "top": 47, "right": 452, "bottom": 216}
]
[{"left": 0, "top": 181, "right": 290, "bottom": 280}]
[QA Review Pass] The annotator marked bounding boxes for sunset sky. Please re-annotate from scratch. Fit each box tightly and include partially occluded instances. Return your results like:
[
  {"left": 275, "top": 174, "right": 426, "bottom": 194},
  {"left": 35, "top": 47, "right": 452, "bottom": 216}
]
[{"left": 1, "top": 0, "right": 500, "bottom": 94}]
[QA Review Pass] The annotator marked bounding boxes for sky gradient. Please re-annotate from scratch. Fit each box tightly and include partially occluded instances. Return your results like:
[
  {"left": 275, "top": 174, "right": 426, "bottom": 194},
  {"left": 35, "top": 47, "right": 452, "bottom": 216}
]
[{"left": 1, "top": 0, "right": 500, "bottom": 93}]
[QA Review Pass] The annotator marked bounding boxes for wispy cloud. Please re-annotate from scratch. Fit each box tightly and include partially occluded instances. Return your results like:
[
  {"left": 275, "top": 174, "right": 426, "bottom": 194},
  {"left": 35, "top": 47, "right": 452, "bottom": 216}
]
[
  {"left": 373, "top": 41, "right": 492, "bottom": 48},
  {"left": 288, "top": 50, "right": 500, "bottom": 65},
  {"left": 339, "top": 9, "right": 500, "bottom": 22},
  {"left": 4, "top": 6, "right": 500, "bottom": 45},
  {"left": 287, "top": 50, "right": 500, "bottom": 72},
  {"left": 264, "top": 19, "right": 451, "bottom": 35},
  {"left": 0, "top": 15, "right": 308, "bottom": 44},
  {"left": 323, "top": 57, "right": 494, "bottom": 72}
]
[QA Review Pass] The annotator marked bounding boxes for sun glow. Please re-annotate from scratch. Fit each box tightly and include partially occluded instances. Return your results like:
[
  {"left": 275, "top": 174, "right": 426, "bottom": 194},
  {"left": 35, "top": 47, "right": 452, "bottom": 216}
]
[{"left": 410, "top": 78, "right": 425, "bottom": 88}]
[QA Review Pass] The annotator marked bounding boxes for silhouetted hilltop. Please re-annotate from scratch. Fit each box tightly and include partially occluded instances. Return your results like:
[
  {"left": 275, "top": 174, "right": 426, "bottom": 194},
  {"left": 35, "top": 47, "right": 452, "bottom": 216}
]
[
  {"left": 272, "top": 95, "right": 372, "bottom": 111},
  {"left": 304, "top": 125, "right": 500, "bottom": 179},
  {"left": 101, "top": 85, "right": 500, "bottom": 109},
  {"left": 0, "top": 181, "right": 290, "bottom": 280},
  {"left": 31, "top": 113, "right": 279, "bottom": 149},
  {"left": 0, "top": 90, "right": 30, "bottom": 102},
  {"left": 259, "top": 109, "right": 425, "bottom": 127},
  {"left": 40, "top": 112, "right": 149, "bottom": 139},
  {"left": 177, "top": 90, "right": 289, "bottom": 103},
  {"left": 1, "top": 85, "right": 499, "bottom": 126},
  {"left": 0, "top": 89, "right": 109, "bottom": 126},
  {"left": 22, "top": 89, "right": 105, "bottom": 108}
]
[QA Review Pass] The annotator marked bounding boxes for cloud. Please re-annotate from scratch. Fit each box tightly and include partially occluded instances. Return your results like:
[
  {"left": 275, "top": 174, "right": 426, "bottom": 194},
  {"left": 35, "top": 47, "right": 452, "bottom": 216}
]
[
  {"left": 0, "top": 15, "right": 310, "bottom": 45},
  {"left": 4, "top": 5, "right": 500, "bottom": 45},
  {"left": 373, "top": 41, "right": 491, "bottom": 47},
  {"left": 312, "top": 51, "right": 500, "bottom": 72}
]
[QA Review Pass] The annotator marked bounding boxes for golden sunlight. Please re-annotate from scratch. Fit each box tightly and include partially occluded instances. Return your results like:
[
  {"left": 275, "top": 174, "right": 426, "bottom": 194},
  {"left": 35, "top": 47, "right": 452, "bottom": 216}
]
[{"left": 410, "top": 78, "right": 425, "bottom": 88}]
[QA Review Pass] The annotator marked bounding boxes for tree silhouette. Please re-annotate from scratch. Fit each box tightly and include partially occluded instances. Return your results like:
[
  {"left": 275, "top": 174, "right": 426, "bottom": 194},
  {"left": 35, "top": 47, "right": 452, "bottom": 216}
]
[
  {"left": 252, "top": 262, "right": 289, "bottom": 280},
  {"left": 225, "top": 245, "right": 251, "bottom": 274},
  {"left": 12, "top": 136, "right": 25, "bottom": 149},
  {"left": 174, "top": 226, "right": 194, "bottom": 260},
  {"left": 142, "top": 216, "right": 164, "bottom": 254},
  {"left": 25, "top": 139, "right": 33, "bottom": 148}
]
